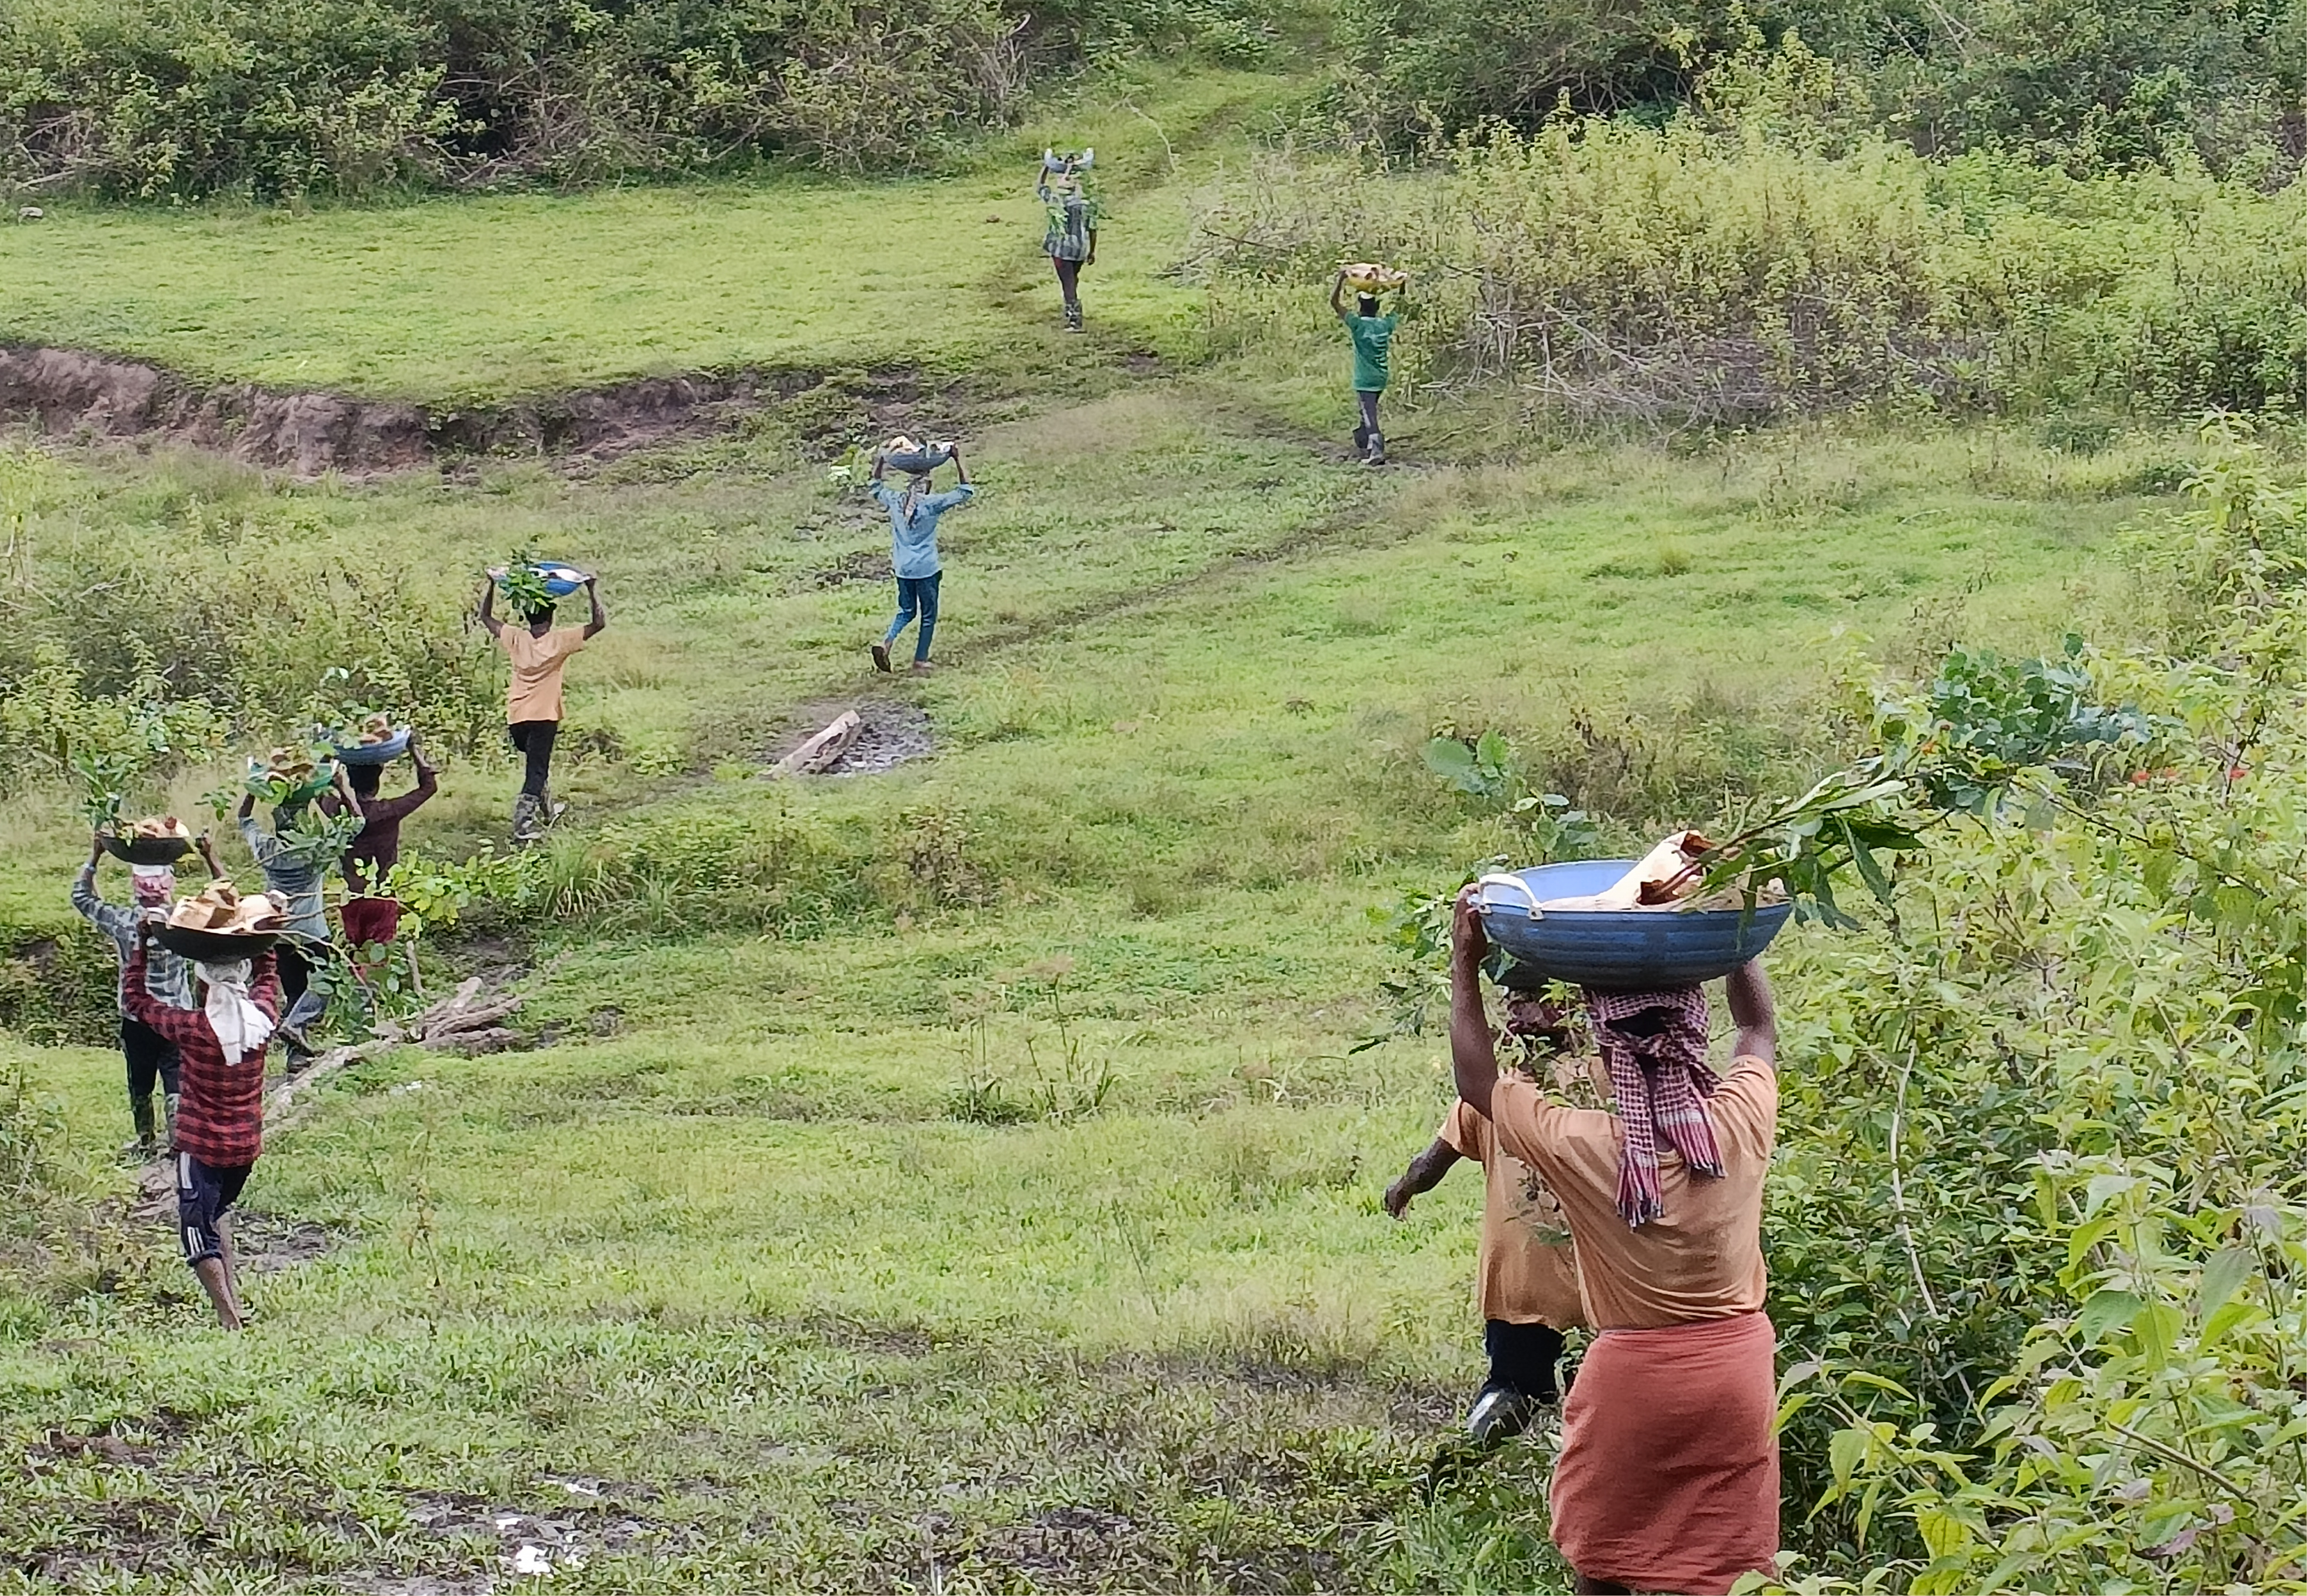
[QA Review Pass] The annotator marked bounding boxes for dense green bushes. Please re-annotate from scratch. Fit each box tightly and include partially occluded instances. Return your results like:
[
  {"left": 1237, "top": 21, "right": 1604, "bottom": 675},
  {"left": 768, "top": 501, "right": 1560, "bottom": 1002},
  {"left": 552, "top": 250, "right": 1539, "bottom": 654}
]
[
  {"left": 1398, "top": 426, "right": 2307, "bottom": 1589},
  {"left": 1332, "top": 0, "right": 2307, "bottom": 173},
  {"left": 0, "top": 0, "right": 1278, "bottom": 197},
  {"left": 0, "top": 0, "right": 1031, "bottom": 195},
  {"left": 0, "top": 444, "right": 499, "bottom": 810},
  {"left": 1192, "top": 118, "right": 2307, "bottom": 424}
]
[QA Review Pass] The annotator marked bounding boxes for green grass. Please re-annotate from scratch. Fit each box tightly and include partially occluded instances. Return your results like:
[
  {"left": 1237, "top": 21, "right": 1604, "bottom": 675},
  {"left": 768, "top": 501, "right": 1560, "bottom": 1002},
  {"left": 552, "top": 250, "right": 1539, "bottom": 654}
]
[
  {"left": 0, "top": 380, "right": 2165, "bottom": 1590},
  {"left": 0, "top": 67, "right": 1292, "bottom": 402},
  {"left": 0, "top": 86, "right": 2189, "bottom": 1588}
]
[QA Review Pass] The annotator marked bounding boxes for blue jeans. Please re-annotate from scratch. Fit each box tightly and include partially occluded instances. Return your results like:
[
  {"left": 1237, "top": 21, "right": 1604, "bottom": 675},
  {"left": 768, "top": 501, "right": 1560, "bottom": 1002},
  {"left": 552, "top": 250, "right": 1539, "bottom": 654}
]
[{"left": 885, "top": 572, "right": 941, "bottom": 662}]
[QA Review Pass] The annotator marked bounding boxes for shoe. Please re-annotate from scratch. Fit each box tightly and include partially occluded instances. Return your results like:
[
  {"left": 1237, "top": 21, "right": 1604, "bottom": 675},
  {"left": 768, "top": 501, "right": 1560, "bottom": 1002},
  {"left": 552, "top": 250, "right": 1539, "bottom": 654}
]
[
  {"left": 1466, "top": 1386, "right": 1545, "bottom": 1445},
  {"left": 1064, "top": 304, "right": 1084, "bottom": 332},
  {"left": 872, "top": 641, "right": 892, "bottom": 673},
  {"left": 1365, "top": 432, "right": 1387, "bottom": 467},
  {"left": 511, "top": 792, "right": 542, "bottom": 845},
  {"left": 911, "top": 660, "right": 935, "bottom": 674}
]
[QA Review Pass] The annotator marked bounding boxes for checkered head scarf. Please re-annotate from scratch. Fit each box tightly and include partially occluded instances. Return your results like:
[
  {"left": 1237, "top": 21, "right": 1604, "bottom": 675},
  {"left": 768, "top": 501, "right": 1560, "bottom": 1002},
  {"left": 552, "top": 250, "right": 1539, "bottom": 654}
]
[
  {"left": 1583, "top": 985, "right": 1724, "bottom": 1228},
  {"left": 130, "top": 865, "right": 175, "bottom": 905}
]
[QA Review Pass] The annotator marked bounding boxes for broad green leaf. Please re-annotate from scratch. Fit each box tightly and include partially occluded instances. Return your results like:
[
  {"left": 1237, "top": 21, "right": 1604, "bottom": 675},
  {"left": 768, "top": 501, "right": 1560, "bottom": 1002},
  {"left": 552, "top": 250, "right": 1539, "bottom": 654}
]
[
  {"left": 2198, "top": 1245, "right": 2253, "bottom": 1321},
  {"left": 1915, "top": 1505, "right": 1974, "bottom": 1559},
  {"left": 1829, "top": 1424, "right": 1869, "bottom": 1491},
  {"left": 2075, "top": 1287, "right": 2142, "bottom": 1344}
]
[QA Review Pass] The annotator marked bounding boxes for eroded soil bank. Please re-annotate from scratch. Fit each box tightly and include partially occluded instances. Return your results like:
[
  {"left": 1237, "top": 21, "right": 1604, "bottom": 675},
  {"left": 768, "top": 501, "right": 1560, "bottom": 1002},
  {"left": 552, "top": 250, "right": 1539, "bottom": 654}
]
[{"left": 0, "top": 344, "right": 945, "bottom": 475}]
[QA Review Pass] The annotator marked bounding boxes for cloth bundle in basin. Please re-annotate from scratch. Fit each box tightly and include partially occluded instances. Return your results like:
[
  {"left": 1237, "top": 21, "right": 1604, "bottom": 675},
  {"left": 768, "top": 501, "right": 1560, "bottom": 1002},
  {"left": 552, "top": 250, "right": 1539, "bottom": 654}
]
[{"left": 1475, "top": 836, "right": 1790, "bottom": 991}]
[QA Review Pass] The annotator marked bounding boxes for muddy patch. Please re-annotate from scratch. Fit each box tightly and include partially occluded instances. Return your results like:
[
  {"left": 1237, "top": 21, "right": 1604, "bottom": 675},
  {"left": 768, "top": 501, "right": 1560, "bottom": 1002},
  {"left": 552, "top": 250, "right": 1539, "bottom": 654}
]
[
  {"left": 396, "top": 1484, "right": 695, "bottom": 1580},
  {"left": 800, "top": 546, "right": 893, "bottom": 589},
  {"left": 0, "top": 344, "right": 961, "bottom": 478},
  {"left": 231, "top": 1213, "right": 348, "bottom": 1274},
  {"left": 764, "top": 698, "right": 933, "bottom": 777}
]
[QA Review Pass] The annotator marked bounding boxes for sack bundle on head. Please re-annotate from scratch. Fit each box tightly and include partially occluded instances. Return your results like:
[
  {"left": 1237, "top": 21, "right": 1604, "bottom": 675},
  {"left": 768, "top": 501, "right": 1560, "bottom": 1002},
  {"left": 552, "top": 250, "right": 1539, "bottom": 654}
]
[
  {"left": 1342, "top": 261, "right": 1409, "bottom": 294},
  {"left": 1042, "top": 147, "right": 1093, "bottom": 175}
]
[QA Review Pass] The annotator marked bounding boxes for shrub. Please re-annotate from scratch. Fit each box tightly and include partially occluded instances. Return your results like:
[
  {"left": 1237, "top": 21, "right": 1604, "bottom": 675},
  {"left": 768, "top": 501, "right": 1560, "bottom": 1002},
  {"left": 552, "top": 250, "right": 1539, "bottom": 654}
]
[
  {"left": 1189, "top": 118, "right": 2307, "bottom": 426},
  {"left": 0, "top": 0, "right": 1043, "bottom": 196}
]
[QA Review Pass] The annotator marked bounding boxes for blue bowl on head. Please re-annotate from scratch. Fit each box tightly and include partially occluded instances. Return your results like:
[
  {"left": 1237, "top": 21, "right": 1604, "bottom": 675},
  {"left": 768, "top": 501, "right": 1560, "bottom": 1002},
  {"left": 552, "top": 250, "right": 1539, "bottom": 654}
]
[
  {"left": 1474, "top": 859, "right": 1792, "bottom": 992},
  {"left": 882, "top": 445, "right": 953, "bottom": 475},
  {"left": 532, "top": 563, "right": 589, "bottom": 598},
  {"left": 333, "top": 726, "right": 412, "bottom": 765}
]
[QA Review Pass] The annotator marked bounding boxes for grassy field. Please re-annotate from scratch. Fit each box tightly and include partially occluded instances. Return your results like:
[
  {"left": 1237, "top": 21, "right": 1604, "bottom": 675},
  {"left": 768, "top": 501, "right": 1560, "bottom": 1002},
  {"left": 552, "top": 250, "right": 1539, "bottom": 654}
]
[
  {"left": 0, "top": 72, "right": 2183, "bottom": 1593},
  {"left": 0, "top": 68, "right": 1301, "bottom": 403}
]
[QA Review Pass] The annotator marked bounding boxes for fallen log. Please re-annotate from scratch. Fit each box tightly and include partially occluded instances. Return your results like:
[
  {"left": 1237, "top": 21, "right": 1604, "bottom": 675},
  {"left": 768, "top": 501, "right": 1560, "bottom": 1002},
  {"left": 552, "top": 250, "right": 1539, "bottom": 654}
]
[{"left": 773, "top": 710, "right": 863, "bottom": 776}]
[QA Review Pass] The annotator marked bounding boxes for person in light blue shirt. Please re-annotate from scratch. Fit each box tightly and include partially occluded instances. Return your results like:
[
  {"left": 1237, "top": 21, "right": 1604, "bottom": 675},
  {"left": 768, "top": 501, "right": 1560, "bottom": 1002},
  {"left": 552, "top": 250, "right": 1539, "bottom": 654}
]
[{"left": 869, "top": 443, "right": 975, "bottom": 673}]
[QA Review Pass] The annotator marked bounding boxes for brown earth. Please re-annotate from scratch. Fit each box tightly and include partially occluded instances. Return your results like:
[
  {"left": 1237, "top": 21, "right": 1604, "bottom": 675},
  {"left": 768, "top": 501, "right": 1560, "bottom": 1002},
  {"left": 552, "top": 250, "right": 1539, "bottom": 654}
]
[{"left": 0, "top": 343, "right": 946, "bottom": 477}]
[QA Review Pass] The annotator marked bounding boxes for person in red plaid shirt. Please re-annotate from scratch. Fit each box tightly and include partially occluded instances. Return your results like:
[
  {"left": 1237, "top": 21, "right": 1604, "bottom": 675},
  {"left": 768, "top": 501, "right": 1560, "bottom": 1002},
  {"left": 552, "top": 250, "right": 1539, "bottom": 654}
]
[{"left": 124, "top": 930, "right": 280, "bottom": 1331}]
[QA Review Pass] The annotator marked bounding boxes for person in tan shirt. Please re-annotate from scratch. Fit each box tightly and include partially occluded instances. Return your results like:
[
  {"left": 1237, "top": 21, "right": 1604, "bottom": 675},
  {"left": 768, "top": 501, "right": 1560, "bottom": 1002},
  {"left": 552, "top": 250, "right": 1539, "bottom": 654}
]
[
  {"left": 479, "top": 572, "right": 607, "bottom": 843},
  {"left": 1386, "top": 990, "right": 1589, "bottom": 1442},
  {"left": 1449, "top": 887, "right": 1780, "bottom": 1596}
]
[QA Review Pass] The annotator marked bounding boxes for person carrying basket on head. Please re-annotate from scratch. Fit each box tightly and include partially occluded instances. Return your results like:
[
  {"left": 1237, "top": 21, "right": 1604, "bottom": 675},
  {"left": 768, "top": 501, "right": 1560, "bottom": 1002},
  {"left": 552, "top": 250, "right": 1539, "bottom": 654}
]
[
  {"left": 1333, "top": 266, "right": 1406, "bottom": 466},
  {"left": 869, "top": 440, "right": 974, "bottom": 675},
  {"left": 318, "top": 732, "right": 438, "bottom": 974},
  {"left": 1448, "top": 887, "right": 1782, "bottom": 1596},
  {"left": 124, "top": 920, "right": 281, "bottom": 1332},
  {"left": 72, "top": 829, "right": 225, "bottom": 1159},
  {"left": 1037, "top": 148, "right": 1099, "bottom": 333},
  {"left": 479, "top": 567, "right": 608, "bottom": 844}
]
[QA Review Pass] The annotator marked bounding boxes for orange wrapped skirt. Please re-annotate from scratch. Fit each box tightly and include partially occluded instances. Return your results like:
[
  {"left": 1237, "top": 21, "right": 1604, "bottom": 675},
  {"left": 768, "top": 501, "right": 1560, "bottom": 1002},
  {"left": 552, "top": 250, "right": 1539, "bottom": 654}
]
[{"left": 1550, "top": 1310, "right": 1780, "bottom": 1595}]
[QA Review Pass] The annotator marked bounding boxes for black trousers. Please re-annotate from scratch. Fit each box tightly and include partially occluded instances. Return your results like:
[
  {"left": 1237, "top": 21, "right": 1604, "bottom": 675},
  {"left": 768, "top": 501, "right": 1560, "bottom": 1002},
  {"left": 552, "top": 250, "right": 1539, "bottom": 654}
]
[
  {"left": 509, "top": 720, "right": 559, "bottom": 797},
  {"left": 121, "top": 1017, "right": 180, "bottom": 1133},
  {"left": 1484, "top": 1318, "right": 1568, "bottom": 1403},
  {"left": 1053, "top": 255, "right": 1081, "bottom": 307}
]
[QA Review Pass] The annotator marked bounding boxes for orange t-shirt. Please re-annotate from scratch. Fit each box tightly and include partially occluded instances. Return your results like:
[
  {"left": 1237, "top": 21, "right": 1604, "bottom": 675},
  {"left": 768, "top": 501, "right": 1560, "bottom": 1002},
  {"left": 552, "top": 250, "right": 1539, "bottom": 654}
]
[
  {"left": 1489, "top": 1057, "right": 1775, "bottom": 1331},
  {"left": 1440, "top": 1100, "right": 1588, "bottom": 1330},
  {"left": 500, "top": 626, "right": 590, "bottom": 723}
]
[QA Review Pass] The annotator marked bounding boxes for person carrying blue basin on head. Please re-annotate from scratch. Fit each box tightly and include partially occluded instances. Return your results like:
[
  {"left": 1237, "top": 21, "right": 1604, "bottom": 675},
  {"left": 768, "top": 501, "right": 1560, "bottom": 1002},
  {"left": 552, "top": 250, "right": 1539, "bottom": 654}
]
[
  {"left": 479, "top": 565, "right": 608, "bottom": 844},
  {"left": 1385, "top": 981, "right": 1591, "bottom": 1442},
  {"left": 869, "top": 438, "right": 974, "bottom": 676},
  {"left": 1447, "top": 881, "right": 1783, "bottom": 1596}
]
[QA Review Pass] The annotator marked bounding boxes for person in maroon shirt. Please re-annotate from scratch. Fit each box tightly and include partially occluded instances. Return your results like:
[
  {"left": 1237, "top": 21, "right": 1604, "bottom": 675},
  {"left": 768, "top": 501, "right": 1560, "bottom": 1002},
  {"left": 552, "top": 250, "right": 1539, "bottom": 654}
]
[
  {"left": 124, "top": 933, "right": 280, "bottom": 1331},
  {"left": 321, "top": 733, "right": 439, "bottom": 963}
]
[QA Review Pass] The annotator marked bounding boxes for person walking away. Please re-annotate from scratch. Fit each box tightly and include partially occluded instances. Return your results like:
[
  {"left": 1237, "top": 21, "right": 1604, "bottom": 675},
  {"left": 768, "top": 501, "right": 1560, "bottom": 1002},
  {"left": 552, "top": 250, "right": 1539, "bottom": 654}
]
[
  {"left": 123, "top": 926, "right": 279, "bottom": 1332},
  {"left": 1387, "top": 987, "right": 1590, "bottom": 1441},
  {"left": 237, "top": 771, "right": 355, "bottom": 1068},
  {"left": 322, "top": 734, "right": 438, "bottom": 974},
  {"left": 479, "top": 573, "right": 607, "bottom": 843},
  {"left": 72, "top": 831, "right": 221, "bottom": 1158},
  {"left": 1449, "top": 888, "right": 1781, "bottom": 1596},
  {"left": 869, "top": 444, "right": 974, "bottom": 674},
  {"left": 1037, "top": 149, "right": 1099, "bottom": 332},
  {"left": 1332, "top": 271, "right": 1403, "bottom": 465}
]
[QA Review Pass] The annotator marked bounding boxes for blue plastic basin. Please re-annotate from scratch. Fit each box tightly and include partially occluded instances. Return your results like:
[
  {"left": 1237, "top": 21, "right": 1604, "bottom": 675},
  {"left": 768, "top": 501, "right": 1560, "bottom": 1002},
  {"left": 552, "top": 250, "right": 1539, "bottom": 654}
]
[
  {"left": 1475, "top": 858, "right": 1792, "bottom": 991},
  {"left": 333, "top": 726, "right": 413, "bottom": 765}
]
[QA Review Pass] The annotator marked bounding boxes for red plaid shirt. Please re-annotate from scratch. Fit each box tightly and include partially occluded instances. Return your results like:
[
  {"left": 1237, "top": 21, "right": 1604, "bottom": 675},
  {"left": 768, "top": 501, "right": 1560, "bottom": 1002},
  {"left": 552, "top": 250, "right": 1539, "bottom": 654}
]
[{"left": 125, "top": 944, "right": 279, "bottom": 1167}]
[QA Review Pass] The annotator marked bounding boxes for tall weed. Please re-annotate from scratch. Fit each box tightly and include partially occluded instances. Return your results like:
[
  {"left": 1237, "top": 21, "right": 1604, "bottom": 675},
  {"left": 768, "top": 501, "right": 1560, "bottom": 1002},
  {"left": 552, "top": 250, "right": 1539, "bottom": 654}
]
[{"left": 1190, "top": 121, "right": 2307, "bottom": 427}]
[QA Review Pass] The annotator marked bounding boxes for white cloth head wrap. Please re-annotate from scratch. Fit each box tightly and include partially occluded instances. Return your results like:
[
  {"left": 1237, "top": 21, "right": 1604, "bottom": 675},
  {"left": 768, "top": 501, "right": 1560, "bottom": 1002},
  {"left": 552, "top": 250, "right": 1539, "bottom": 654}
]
[{"left": 197, "top": 959, "right": 274, "bottom": 1066}]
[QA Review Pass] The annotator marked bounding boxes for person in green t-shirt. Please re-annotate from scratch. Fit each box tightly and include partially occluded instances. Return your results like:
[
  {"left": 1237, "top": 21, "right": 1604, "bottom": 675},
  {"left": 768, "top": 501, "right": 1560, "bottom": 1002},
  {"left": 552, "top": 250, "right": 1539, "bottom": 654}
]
[{"left": 1333, "top": 270, "right": 1404, "bottom": 465}]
